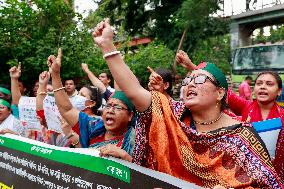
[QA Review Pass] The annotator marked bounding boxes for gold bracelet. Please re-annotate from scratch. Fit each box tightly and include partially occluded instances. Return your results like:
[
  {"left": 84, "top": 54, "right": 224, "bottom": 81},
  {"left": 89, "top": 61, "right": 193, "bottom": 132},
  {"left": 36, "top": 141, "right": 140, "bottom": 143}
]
[
  {"left": 38, "top": 91, "right": 47, "bottom": 95},
  {"left": 71, "top": 139, "right": 79, "bottom": 147},
  {"left": 53, "top": 86, "right": 65, "bottom": 93}
]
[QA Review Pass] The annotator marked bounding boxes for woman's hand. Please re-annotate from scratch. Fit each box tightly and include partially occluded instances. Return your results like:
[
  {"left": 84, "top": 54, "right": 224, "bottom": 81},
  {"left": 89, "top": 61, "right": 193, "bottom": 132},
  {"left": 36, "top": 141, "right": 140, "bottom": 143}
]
[
  {"left": 176, "top": 50, "right": 196, "bottom": 70},
  {"left": 39, "top": 71, "right": 50, "bottom": 86},
  {"left": 147, "top": 66, "right": 164, "bottom": 92},
  {"left": 81, "top": 63, "right": 91, "bottom": 74},
  {"left": 92, "top": 19, "right": 114, "bottom": 51},
  {"left": 47, "top": 48, "right": 62, "bottom": 75},
  {"left": 0, "top": 129, "right": 18, "bottom": 135},
  {"left": 9, "top": 63, "right": 21, "bottom": 79},
  {"left": 99, "top": 144, "right": 132, "bottom": 162}
]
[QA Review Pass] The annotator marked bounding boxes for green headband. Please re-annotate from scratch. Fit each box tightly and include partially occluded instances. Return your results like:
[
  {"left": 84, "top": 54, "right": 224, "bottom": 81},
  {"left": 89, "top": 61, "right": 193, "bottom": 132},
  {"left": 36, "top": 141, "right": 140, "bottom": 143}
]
[
  {"left": 197, "top": 62, "right": 228, "bottom": 90},
  {"left": 111, "top": 91, "right": 134, "bottom": 111},
  {"left": 0, "top": 99, "right": 11, "bottom": 108},
  {"left": 0, "top": 87, "right": 11, "bottom": 95}
]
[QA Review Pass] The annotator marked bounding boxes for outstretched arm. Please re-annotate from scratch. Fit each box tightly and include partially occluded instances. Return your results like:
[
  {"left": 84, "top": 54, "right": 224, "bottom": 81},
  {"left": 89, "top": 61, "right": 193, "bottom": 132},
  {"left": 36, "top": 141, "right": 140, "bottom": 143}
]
[
  {"left": 81, "top": 63, "right": 106, "bottom": 93},
  {"left": 47, "top": 48, "right": 79, "bottom": 127},
  {"left": 9, "top": 64, "right": 22, "bottom": 105},
  {"left": 92, "top": 20, "right": 151, "bottom": 112}
]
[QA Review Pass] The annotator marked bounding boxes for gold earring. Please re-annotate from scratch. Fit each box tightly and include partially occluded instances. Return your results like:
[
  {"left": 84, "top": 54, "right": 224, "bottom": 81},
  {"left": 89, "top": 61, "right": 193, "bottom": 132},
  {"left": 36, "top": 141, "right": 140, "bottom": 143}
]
[{"left": 216, "top": 101, "right": 220, "bottom": 109}]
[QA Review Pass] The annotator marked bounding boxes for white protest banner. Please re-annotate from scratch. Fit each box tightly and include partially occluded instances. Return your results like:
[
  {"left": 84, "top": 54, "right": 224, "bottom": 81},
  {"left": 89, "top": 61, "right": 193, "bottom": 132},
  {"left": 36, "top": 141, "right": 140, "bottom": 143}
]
[
  {"left": 0, "top": 134, "right": 202, "bottom": 189},
  {"left": 43, "top": 95, "right": 62, "bottom": 133},
  {"left": 18, "top": 97, "right": 41, "bottom": 131}
]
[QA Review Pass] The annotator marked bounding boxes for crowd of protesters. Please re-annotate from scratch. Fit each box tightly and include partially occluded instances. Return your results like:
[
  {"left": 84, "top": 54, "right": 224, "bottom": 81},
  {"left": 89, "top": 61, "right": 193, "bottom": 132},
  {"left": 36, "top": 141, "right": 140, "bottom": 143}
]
[{"left": 0, "top": 19, "right": 284, "bottom": 188}]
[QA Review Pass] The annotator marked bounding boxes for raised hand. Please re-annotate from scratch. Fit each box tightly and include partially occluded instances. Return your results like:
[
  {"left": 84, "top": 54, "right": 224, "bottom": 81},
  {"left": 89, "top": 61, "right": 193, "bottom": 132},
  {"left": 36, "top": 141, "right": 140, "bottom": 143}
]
[
  {"left": 147, "top": 66, "right": 164, "bottom": 92},
  {"left": 9, "top": 63, "right": 21, "bottom": 79},
  {"left": 47, "top": 48, "right": 62, "bottom": 74},
  {"left": 92, "top": 19, "right": 114, "bottom": 48},
  {"left": 175, "top": 50, "right": 196, "bottom": 70},
  {"left": 38, "top": 71, "right": 50, "bottom": 85},
  {"left": 81, "top": 63, "right": 90, "bottom": 74},
  {"left": 147, "top": 66, "right": 163, "bottom": 83}
]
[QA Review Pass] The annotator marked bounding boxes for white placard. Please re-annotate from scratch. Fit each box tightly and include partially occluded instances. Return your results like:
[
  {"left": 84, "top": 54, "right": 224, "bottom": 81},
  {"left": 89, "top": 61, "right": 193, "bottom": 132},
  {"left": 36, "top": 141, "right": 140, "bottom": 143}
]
[
  {"left": 252, "top": 118, "right": 282, "bottom": 158},
  {"left": 18, "top": 97, "right": 41, "bottom": 131},
  {"left": 43, "top": 96, "right": 62, "bottom": 133}
]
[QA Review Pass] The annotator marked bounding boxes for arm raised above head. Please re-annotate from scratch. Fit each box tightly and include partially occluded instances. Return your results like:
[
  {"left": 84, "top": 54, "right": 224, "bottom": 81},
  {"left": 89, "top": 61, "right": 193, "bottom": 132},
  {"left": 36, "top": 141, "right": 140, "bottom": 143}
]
[
  {"left": 92, "top": 19, "right": 151, "bottom": 112},
  {"left": 9, "top": 63, "right": 22, "bottom": 105},
  {"left": 175, "top": 50, "right": 197, "bottom": 72},
  {"left": 81, "top": 63, "right": 106, "bottom": 93},
  {"left": 36, "top": 71, "right": 50, "bottom": 111},
  {"left": 47, "top": 48, "right": 79, "bottom": 127}
]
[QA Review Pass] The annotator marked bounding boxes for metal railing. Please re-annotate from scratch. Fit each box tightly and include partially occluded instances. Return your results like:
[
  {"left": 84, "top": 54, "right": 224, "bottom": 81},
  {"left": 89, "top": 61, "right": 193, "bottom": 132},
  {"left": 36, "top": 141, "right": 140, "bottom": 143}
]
[{"left": 218, "top": 0, "right": 284, "bottom": 17}]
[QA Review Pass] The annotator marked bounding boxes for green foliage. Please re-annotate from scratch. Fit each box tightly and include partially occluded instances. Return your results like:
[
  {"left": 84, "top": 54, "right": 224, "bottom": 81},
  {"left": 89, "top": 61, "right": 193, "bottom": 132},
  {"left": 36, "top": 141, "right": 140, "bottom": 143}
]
[
  {"left": 253, "top": 26, "right": 284, "bottom": 44},
  {"left": 0, "top": 0, "right": 104, "bottom": 88},
  {"left": 124, "top": 42, "right": 175, "bottom": 87},
  {"left": 191, "top": 35, "right": 231, "bottom": 74},
  {"left": 86, "top": 0, "right": 229, "bottom": 52},
  {"left": 175, "top": 0, "right": 229, "bottom": 52},
  {"left": 0, "top": 0, "right": 232, "bottom": 91}
]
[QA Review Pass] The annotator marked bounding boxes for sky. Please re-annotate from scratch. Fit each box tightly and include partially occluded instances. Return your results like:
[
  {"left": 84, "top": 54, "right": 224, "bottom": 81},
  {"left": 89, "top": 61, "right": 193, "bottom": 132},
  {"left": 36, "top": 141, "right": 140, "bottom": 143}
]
[
  {"left": 74, "top": 0, "right": 98, "bottom": 18},
  {"left": 74, "top": 0, "right": 280, "bottom": 18},
  {"left": 74, "top": 0, "right": 278, "bottom": 35}
]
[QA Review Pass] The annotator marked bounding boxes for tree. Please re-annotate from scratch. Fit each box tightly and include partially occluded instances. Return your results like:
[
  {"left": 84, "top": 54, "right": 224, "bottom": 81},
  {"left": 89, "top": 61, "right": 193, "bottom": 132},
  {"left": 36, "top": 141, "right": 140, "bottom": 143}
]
[
  {"left": 124, "top": 42, "right": 175, "bottom": 87},
  {"left": 86, "top": 0, "right": 230, "bottom": 74},
  {"left": 0, "top": 0, "right": 104, "bottom": 89},
  {"left": 191, "top": 35, "right": 231, "bottom": 74}
]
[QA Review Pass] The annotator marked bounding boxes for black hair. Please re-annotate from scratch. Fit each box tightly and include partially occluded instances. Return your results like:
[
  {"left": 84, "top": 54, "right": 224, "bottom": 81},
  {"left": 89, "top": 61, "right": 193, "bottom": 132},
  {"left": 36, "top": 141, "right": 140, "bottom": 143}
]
[
  {"left": 220, "top": 92, "right": 228, "bottom": 111},
  {"left": 255, "top": 71, "right": 282, "bottom": 89},
  {"left": 155, "top": 68, "right": 173, "bottom": 96},
  {"left": 64, "top": 79, "right": 76, "bottom": 85},
  {"left": 84, "top": 85, "right": 102, "bottom": 114},
  {"left": 18, "top": 79, "right": 26, "bottom": 87},
  {"left": 245, "top": 76, "right": 253, "bottom": 81},
  {"left": 100, "top": 71, "right": 112, "bottom": 80}
]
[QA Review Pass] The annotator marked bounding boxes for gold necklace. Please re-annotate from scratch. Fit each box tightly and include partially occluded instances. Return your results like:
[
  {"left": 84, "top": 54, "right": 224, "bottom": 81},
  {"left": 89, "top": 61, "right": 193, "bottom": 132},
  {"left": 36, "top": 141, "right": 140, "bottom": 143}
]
[{"left": 193, "top": 112, "right": 224, "bottom": 125}]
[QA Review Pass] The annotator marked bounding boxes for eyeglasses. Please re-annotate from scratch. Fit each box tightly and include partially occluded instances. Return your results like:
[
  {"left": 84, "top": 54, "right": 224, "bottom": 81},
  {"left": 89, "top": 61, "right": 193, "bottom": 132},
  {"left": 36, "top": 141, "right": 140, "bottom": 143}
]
[
  {"left": 181, "top": 74, "right": 218, "bottom": 86},
  {"left": 103, "top": 104, "right": 128, "bottom": 111}
]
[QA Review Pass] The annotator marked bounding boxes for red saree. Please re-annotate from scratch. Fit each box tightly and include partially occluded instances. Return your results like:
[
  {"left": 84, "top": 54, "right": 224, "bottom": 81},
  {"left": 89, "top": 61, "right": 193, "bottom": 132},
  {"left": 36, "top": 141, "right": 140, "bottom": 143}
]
[{"left": 227, "top": 89, "right": 284, "bottom": 181}]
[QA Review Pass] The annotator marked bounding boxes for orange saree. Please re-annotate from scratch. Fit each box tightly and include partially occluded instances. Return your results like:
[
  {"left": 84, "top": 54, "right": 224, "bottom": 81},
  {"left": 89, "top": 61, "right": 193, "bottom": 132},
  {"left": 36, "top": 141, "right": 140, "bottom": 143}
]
[{"left": 133, "top": 92, "right": 283, "bottom": 188}]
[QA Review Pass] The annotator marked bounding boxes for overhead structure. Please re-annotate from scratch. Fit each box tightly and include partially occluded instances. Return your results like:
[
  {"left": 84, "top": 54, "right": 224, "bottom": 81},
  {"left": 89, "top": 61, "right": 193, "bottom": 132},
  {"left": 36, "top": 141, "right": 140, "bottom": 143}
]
[{"left": 229, "top": 1, "right": 284, "bottom": 49}]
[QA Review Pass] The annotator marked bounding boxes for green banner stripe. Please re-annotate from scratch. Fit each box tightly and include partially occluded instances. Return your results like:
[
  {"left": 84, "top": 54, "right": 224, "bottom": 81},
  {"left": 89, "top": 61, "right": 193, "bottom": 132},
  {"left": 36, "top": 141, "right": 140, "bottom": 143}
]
[{"left": 0, "top": 136, "right": 130, "bottom": 183}]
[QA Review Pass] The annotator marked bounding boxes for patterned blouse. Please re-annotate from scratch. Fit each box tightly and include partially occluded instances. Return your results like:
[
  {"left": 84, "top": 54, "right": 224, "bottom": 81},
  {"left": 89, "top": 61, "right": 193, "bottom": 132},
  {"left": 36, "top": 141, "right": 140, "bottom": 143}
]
[{"left": 132, "top": 91, "right": 283, "bottom": 188}]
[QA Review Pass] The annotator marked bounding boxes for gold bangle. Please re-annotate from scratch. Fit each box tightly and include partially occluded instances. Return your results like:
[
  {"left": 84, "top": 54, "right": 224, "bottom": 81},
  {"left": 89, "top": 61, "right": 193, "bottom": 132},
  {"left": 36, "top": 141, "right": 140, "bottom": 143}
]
[
  {"left": 53, "top": 86, "right": 65, "bottom": 93},
  {"left": 71, "top": 139, "right": 79, "bottom": 147},
  {"left": 38, "top": 91, "right": 47, "bottom": 95}
]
